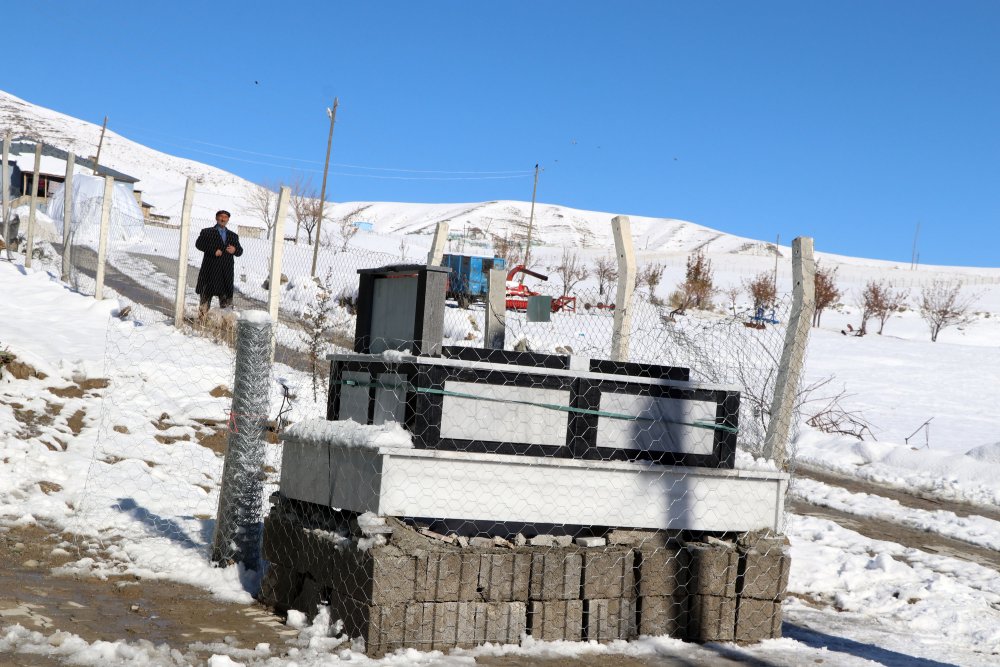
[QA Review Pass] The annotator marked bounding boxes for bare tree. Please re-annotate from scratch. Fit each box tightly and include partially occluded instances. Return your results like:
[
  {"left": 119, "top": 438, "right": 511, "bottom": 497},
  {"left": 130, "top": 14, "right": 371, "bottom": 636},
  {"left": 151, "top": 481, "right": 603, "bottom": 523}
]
[
  {"left": 813, "top": 263, "right": 841, "bottom": 327},
  {"left": 744, "top": 271, "right": 777, "bottom": 311},
  {"left": 336, "top": 204, "right": 371, "bottom": 253},
  {"left": 491, "top": 229, "right": 521, "bottom": 268},
  {"left": 919, "top": 279, "right": 977, "bottom": 342},
  {"left": 639, "top": 262, "right": 666, "bottom": 304},
  {"left": 290, "top": 174, "right": 324, "bottom": 246},
  {"left": 244, "top": 181, "right": 279, "bottom": 239},
  {"left": 550, "top": 247, "right": 590, "bottom": 296},
  {"left": 594, "top": 254, "right": 618, "bottom": 299},
  {"left": 671, "top": 250, "right": 714, "bottom": 312},
  {"left": 855, "top": 282, "right": 876, "bottom": 335},
  {"left": 871, "top": 279, "right": 908, "bottom": 335}
]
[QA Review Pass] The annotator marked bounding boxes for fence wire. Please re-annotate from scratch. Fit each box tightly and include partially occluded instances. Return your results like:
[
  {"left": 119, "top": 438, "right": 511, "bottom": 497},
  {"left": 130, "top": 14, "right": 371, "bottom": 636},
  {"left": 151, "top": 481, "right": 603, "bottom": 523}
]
[{"left": 5, "top": 171, "right": 797, "bottom": 654}]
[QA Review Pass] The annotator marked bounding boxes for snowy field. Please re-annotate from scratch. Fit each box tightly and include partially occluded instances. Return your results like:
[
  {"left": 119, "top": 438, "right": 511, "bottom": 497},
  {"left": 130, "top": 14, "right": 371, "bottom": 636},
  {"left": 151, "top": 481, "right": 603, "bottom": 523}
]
[{"left": 3, "top": 249, "right": 1000, "bottom": 665}]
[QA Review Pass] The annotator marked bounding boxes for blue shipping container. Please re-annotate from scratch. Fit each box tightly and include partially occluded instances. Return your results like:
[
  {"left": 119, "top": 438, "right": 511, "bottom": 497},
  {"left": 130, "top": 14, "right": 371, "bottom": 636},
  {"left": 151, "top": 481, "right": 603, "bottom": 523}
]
[{"left": 442, "top": 254, "right": 506, "bottom": 298}]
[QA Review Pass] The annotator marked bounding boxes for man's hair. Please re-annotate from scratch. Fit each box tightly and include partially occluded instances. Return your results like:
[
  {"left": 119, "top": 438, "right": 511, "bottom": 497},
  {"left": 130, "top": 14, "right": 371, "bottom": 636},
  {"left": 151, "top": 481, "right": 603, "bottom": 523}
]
[{"left": 216, "top": 210, "right": 231, "bottom": 218}]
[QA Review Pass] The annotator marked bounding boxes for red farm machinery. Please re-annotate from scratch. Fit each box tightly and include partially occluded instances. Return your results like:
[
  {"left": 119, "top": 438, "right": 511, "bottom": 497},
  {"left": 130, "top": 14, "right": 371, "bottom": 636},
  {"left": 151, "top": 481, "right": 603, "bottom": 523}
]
[{"left": 504, "top": 265, "right": 576, "bottom": 313}]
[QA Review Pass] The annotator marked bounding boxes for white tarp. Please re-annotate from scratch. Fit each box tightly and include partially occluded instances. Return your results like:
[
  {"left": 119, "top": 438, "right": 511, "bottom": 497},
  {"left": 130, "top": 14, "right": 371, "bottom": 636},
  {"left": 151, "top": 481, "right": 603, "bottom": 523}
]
[{"left": 46, "top": 174, "right": 145, "bottom": 245}]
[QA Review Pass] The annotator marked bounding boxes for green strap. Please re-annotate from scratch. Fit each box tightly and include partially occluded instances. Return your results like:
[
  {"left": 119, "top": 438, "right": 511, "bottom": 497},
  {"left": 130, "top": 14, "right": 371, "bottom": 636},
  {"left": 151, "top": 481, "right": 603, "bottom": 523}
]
[{"left": 338, "top": 379, "right": 737, "bottom": 435}]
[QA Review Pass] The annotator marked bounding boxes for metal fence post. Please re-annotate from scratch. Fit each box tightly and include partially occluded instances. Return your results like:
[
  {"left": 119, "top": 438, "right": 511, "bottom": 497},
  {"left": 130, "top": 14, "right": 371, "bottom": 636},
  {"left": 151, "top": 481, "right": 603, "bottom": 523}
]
[
  {"left": 427, "top": 221, "right": 448, "bottom": 266},
  {"left": 268, "top": 186, "right": 290, "bottom": 324},
  {"left": 174, "top": 178, "right": 195, "bottom": 327},
  {"left": 94, "top": 176, "right": 114, "bottom": 300},
  {"left": 763, "top": 236, "right": 816, "bottom": 468},
  {"left": 211, "top": 311, "right": 273, "bottom": 571},
  {"left": 610, "top": 215, "right": 636, "bottom": 362},
  {"left": 24, "top": 143, "right": 42, "bottom": 268},
  {"left": 61, "top": 153, "right": 75, "bottom": 282}
]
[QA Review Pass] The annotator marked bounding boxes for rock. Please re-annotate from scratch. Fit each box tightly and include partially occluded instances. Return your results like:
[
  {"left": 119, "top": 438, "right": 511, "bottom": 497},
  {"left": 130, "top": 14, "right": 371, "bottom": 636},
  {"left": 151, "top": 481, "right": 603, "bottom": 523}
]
[{"left": 575, "top": 536, "right": 607, "bottom": 548}]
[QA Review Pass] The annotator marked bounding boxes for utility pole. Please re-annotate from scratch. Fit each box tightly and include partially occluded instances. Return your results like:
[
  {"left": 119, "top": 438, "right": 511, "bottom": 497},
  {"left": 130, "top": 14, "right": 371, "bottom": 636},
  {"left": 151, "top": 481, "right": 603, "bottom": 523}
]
[
  {"left": 311, "top": 98, "right": 338, "bottom": 278},
  {"left": 773, "top": 234, "right": 780, "bottom": 294},
  {"left": 521, "top": 163, "right": 539, "bottom": 279},
  {"left": 92, "top": 116, "right": 108, "bottom": 175}
]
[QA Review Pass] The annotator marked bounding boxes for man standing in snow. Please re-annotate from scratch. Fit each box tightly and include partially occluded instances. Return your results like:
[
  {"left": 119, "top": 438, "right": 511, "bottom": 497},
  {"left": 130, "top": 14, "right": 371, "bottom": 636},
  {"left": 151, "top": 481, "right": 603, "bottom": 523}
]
[{"left": 195, "top": 210, "right": 243, "bottom": 317}]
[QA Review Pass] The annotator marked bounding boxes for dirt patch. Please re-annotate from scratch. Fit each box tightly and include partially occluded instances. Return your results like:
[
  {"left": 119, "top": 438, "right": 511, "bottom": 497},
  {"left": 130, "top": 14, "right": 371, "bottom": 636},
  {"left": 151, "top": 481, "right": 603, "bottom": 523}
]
[
  {"left": 38, "top": 481, "right": 63, "bottom": 495},
  {"left": 3, "top": 359, "right": 47, "bottom": 381},
  {"left": 210, "top": 385, "right": 232, "bottom": 398},
  {"left": 48, "top": 385, "right": 84, "bottom": 398},
  {"left": 113, "top": 425, "right": 130, "bottom": 434},
  {"left": 66, "top": 409, "right": 86, "bottom": 435},
  {"left": 0, "top": 523, "right": 297, "bottom": 663},
  {"left": 13, "top": 404, "right": 56, "bottom": 438}
]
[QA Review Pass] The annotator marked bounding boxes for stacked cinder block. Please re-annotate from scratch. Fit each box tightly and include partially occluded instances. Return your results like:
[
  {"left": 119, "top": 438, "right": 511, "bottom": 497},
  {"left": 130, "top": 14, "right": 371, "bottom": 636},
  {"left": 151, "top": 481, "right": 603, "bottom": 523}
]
[
  {"left": 734, "top": 534, "right": 790, "bottom": 643},
  {"left": 259, "top": 501, "right": 787, "bottom": 656}
]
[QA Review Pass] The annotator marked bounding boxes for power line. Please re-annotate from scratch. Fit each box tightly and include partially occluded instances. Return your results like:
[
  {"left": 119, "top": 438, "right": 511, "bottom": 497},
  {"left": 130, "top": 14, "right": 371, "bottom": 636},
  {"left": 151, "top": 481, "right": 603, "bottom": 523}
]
[{"left": 112, "top": 122, "right": 533, "bottom": 175}]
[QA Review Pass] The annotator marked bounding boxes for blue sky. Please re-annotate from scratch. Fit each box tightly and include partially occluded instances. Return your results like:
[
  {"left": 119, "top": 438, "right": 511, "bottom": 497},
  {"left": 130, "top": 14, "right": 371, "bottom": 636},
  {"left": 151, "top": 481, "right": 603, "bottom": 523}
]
[{"left": 5, "top": 1, "right": 999, "bottom": 266}]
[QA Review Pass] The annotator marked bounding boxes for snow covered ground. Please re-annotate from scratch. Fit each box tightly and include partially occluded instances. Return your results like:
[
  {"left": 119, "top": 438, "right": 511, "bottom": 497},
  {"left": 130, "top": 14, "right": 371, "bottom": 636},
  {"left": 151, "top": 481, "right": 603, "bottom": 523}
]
[
  {"left": 3, "top": 88, "right": 1000, "bottom": 665},
  {"left": 3, "top": 250, "right": 1000, "bottom": 665}
]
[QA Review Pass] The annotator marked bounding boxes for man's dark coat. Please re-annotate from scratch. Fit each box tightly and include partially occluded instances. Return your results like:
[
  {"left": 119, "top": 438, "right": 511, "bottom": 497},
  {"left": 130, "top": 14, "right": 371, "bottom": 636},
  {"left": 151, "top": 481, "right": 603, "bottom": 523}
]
[{"left": 195, "top": 225, "right": 243, "bottom": 297}]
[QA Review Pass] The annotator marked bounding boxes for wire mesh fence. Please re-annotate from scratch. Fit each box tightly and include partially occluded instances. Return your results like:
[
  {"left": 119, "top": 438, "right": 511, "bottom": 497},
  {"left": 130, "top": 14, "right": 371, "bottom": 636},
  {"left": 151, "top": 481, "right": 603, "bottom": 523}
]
[{"left": 4, "top": 162, "right": 801, "bottom": 654}]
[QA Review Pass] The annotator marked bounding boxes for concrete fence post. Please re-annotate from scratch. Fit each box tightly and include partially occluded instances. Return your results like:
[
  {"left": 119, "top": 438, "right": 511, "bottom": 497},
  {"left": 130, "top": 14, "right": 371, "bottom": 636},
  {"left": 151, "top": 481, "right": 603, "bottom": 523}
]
[
  {"left": 212, "top": 311, "right": 273, "bottom": 570},
  {"left": 610, "top": 215, "right": 636, "bottom": 362},
  {"left": 61, "top": 152, "right": 75, "bottom": 282},
  {"left": 485, "top": 267, "right": 507, "bottom": 349},
  {"left": 427, "top": 221, "right": 448, "bottom": 266},
  {"left": 268, "top": 186, "right": 290, "bottom": 324},
  {"left": 24, "top": 143, "right": 42, "bottom": 268},
  {"left": 94, "top": 176, "right": 114, "bottom": 301},
  {"left": 173, "top": 178, "right": 195, "bottom": 327},
  {"left": 1, "top": 132, "right": 10, "bottom": 261},
  {"left": 763, "top": 236, "right": 816, "bottom": 468}
]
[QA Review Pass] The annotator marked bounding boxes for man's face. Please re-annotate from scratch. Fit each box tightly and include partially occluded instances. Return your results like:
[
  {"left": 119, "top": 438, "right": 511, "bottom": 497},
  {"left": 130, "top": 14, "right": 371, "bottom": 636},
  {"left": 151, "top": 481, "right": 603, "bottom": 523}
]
[{"left": 216, "top": 213, "right": 231, "bottom": 227}]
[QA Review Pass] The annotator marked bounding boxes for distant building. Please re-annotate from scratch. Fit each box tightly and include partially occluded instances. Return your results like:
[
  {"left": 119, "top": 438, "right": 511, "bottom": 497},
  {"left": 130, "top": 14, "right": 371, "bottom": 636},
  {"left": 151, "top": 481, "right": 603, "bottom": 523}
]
[
  {"left": 6, "top": 139, "right": 139, "bottom": 200},
  {"left": 353, "top": 220, "right": 374, "bottom": 232}
]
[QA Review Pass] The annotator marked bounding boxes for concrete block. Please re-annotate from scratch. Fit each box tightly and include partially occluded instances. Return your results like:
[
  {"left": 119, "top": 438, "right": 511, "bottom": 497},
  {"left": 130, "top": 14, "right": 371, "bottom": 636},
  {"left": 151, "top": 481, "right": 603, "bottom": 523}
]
[
  {"left": 576, "top": 536, "right": 607, "bottom": 547},
  {"left": 528, "top": 600, "right": 583, "bottom": 641},
  {"left": 370, "top": 554, "right": 418, "bottom": 605},
  {"left": 685, "top": 542, "right": 739, "bottom": 598},
  {"left": 687, "top": 594, "right": 736, "bottom": 643},
  {"left": 637, "top": 544, "right": 687, "bottom": 598},
  {"left": 432, "top": 601, "right": 460, "bottom": 650},
  {"left": 585, "top": 598, "right": 636, "bottom": 642},
  {"left": 582, "top": 548, "right": 635, "bottom": 600},
  {"left": 262, "top": 513, "right": 308, "bottom": 571},
  {"left": 258, "top": 563, "right": 304, "bottom": 612},
  {"left": 739, "top": 547, "right": 790, "bottom": 601},
  {"left": 415, "top": 552, "right": 479, "bottom": 602},
  {"left": 484, "top": 601, "right": 527, "bottom": 645},
  {"left": 291, "top": 576, "right": 328, "bottom": 620},
  {"left": 530, "top": 551, "right": 582, "bottom": 600},
  {"left": 403, "top": 602, "right": 434, "bottom": 651},
  {"left": 367, "top": 603, "right": 406, "bottom": 657},
  {"left": 608, "top": 529, "right": 672, "bottom": 548},
  {"left": 735, "top": 598, "right": 782, "bottom": 643},
  {"left": 479, "top": 553, "right": 530, "bottom": 601},
  {"left": 637, "top": 595, "right": 687, "bottom": 638}
]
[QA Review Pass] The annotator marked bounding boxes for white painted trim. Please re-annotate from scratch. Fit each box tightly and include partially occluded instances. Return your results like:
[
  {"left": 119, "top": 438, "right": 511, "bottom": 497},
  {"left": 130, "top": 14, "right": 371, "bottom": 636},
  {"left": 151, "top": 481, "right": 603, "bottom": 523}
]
[{"left": 279, "top": 439, "right": 788, "bottom": 533}]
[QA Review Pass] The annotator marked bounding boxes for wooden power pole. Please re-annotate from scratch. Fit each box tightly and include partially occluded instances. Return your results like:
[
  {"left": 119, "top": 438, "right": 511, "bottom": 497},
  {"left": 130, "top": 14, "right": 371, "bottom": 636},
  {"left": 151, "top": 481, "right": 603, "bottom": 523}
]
[
  {"left": 92, "top": 116, "right": 108, "bottom": 175},
  {"left": 521, "top": 163, "right": 540, "bottom": 277},
  {"left": 311, "top": 98, "right": 338, "bottom": 278}
]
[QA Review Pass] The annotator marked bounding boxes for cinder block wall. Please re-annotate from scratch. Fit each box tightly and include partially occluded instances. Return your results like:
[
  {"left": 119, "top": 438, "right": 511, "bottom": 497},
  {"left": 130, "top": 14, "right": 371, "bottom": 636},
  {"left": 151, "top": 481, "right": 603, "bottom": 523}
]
[{"left": 260, "top": 499, "right": 788, "bottom": 657}]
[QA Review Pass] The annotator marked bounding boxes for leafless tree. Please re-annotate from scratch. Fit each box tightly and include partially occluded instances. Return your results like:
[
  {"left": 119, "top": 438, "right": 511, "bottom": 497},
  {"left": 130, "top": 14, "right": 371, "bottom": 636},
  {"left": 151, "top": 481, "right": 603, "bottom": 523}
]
[
  {"left": 244, "top": 181, "right": 279, "bottom": 239},
  {"left": 872, "top": 280, "right": 909, "bottom": 335},
  {"left": 639, "top": 262, "right": 666, "bottom": 304},
  {"left": 290, "top": 173, "right": 324, "bottom": 246},
  {"left": 336, "top": 204, "right": 371, "bottom": 253},
  {"left": 919, "top": 279, "right": 977, "bottom": 342},
  {"left": 491, "top": 229, "right": 521, "bottom": 268},
  {"left": 594, "top": 254, "right": 618, "bottom": 299},
  {"left": 855, "top": 282, "right": 876, "bottom": 335},
  {"left": 550, "top": 247, "right": 590, "bottom": 296},
  {"left": 813, "top": 263, "right": 841, "bottom": 327},
  {"left": 745, "top": 271, "right": 777, "bottom": 311}
]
